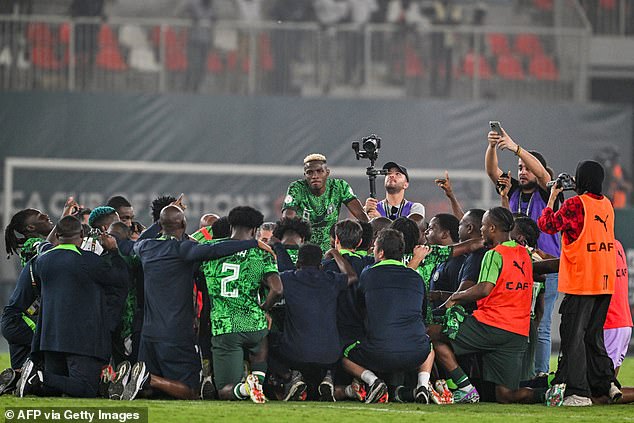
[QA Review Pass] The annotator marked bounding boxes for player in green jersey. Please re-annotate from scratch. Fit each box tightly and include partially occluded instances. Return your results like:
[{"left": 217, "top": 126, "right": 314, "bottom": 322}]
[
  {"left": 282, "top": 153, "right": 369, "bottom": 252},
  {"left": 201, "top": 206, "right": 283, "bottom": 403}
]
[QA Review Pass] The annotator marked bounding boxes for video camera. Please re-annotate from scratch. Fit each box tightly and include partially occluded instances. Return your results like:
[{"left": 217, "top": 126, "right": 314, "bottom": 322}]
[
  {"left": 547, "top": 173, "right": 576, "bottom": 191},
  {"left": 352, "top": 134, "right": 386, "bottom": 198}
]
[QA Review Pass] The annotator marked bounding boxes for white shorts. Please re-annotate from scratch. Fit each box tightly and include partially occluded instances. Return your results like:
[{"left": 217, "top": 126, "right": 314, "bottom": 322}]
[{"left": 604, "top": 326, "right": 632, "bottom": 369}]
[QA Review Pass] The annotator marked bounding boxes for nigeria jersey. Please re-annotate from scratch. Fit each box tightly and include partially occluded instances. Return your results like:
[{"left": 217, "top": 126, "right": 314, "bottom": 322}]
[
  {"left": 282, "top": 178, "right": 357, "bottom": 252},
  {"left": 202, "top": 241, "right": 278, "bottom": 336},
  {"left": 403, "top": 245, "right": 452, "bottom": 323}
]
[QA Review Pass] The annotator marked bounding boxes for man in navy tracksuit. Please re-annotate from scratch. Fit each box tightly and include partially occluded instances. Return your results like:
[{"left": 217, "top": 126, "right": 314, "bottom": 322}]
[{"left": 16, "top": 216, "right": 128, "bottom": 398}]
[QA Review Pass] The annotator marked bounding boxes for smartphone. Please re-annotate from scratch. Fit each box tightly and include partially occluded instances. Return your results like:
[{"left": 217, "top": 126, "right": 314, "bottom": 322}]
[{"left": 489, "top": 120, "right": 502, "bottom": 136}]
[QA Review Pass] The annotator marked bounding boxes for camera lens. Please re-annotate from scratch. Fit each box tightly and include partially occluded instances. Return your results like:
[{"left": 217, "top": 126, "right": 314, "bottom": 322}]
[{"left": 363, "top": 138, "right": 377, "bottom": 152}]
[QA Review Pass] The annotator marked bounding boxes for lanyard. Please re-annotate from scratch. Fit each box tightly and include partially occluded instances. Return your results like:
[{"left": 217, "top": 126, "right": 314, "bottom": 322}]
[
  {"left": 516, "top": 192, "right": 534, "bottom": 216},
  {"left": 383, "top": 199, "right": 406, "bottom": 219}
]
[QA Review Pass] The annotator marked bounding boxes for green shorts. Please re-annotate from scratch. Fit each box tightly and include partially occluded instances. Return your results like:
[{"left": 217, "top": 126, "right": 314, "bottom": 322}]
[
  {"left": 451, "top": 316, "right": 528, "bottom": 390},
  {"left": 211, "top": 329, "right": 268, "bottom": 388}
]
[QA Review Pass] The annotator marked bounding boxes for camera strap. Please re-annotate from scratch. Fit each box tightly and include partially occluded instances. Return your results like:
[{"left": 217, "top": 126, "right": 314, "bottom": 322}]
[{"left": 382, "top": 199, "right": 407, "bottom": 220}]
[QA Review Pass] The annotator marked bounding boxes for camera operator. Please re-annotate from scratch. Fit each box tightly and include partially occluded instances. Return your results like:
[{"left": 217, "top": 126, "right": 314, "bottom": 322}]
[
  {"left": 364, "top": 162, "right": 426, "bottom": 221},
  {"left": 538, "top": 160, "right": 621, "bottom": 406},
  {"left": 485, "top": 126, "right": 560, "bottom": 378}
]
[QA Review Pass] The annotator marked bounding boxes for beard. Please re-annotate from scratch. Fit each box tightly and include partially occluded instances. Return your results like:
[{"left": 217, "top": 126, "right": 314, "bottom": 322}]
[{"left": 519, "top": 180, "right": 538, "bottom": 191}]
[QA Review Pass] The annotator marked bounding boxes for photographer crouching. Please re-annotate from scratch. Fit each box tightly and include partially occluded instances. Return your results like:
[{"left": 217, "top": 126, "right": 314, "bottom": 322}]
[{"left": 538, "top": 160, "right": 621, "bottom": 406}]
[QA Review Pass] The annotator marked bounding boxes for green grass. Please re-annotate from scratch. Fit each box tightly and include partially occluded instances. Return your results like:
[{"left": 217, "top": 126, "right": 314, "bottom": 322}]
[{"left": 1, "top": 354, "right": 633, "bottom": 422}]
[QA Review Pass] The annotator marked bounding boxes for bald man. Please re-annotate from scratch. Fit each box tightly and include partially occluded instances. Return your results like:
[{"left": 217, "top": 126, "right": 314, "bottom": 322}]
[{"left": 114, "top": 206, "right": 274, "bottom": 401}]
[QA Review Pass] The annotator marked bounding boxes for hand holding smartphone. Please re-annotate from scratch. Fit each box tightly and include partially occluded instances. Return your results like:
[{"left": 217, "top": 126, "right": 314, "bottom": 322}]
[{"left": 489, "top": 120, "right": 503, "bottom": 136}]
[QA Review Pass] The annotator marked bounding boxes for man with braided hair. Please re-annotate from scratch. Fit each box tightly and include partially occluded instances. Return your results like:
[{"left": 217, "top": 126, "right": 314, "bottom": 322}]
[
  {"left": 282, "top": 153, "right": 369, "bottom": 253},
  {"left": 428, "top": 207, "right": 543, "bottom": 404},
  {"left": 4, "top": 209, "right": 53, "bottom": 267}
]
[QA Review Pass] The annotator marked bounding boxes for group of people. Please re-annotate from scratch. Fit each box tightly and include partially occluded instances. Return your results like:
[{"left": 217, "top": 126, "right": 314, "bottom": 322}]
[{"left": 0, "top": 125, "right": 631, "bottom": 406}]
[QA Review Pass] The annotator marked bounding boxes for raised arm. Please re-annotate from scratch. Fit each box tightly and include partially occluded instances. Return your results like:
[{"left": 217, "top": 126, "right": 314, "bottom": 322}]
[
  {"left": 327, "top": 248, "right": 358, "bottom": 286},
  {"left": 435, "top": 170, "right": 464, "bottom": 219},
  {"left": 496, "top": 128, "right": 550, "bottom": 190},
  {"left": 485, "top": 131, "right": 504, "bottom": 184}
]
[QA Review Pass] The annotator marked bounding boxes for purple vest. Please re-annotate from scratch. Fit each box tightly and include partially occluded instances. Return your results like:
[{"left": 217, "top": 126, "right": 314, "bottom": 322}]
[
  {"left": 509, "top": 189, "right": 560, "bottom": 257},
  {"left": 377, "top": 200, "right": 414, "bottom": 220}
]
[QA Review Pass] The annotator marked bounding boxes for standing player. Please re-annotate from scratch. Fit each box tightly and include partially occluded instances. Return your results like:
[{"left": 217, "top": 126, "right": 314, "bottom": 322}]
[
  {"left": 282, "top": 153, "right": 369, "bottom": 252},
  {"left": 202, "top": 206, "right": 283, "bottom": 403}
]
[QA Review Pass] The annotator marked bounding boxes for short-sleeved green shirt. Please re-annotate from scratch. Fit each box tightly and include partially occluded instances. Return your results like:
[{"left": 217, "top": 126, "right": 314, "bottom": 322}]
[
  {"left": 282, "top": 178, "right": 357, "bottom": 252},
  {"left": 403, "top": 245, "right": 453, "bottom": 323},
  {"left": 201, "top": 241, "right": 278, "bottom": 336}
]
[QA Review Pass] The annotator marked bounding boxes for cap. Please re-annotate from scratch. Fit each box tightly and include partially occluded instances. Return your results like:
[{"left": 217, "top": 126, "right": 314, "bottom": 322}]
[{"left": 383, "top": 162, "right": 409, "bottom": 181}]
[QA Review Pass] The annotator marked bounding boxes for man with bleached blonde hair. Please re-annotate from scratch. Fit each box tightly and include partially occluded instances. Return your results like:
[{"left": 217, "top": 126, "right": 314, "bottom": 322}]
[{"left": 282, "top": 153, "right": 369, "bottom": 252}]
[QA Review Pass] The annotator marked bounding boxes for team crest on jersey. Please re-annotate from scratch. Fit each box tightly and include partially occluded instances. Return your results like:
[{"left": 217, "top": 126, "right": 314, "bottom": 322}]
[
  {"left": 284, "top": 195, "right": 293, "bottom": 205},
  {"left": 327, "top": 204, "right": 335, "bottom": 215},
  {"left": 432, "top": 271, "right": 439, "bottom": 282}
]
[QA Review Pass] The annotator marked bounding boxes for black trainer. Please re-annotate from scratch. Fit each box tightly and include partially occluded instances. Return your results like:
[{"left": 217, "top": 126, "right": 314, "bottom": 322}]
[
  {"left": 414, "top": 385, "right": 430, "bottom": 404},
  {"left": 318, "top": 371, "right": 335, "bottom": 402},
  {"left": 365, "top": 379, "right": 388, "bottom": 404},
  {"left": 0, "top": 368, "right": 18, "bottom": 396},
  {"left": 283, "top": 370, "right": 307, "bottom": 402},
  {"left": 200, "top": 376, "right": 217, "bottom": 400},
  {"left": 109, "top": 361, "right": 132, "bottom": 400},
  {"left": 121, "top": 362, "right": 149, "bottom": 401}
]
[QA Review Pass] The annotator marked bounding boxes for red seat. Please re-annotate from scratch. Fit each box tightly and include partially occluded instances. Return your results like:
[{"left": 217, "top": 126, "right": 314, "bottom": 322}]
[
  {"left": 487, "top": 33, "right": 510, "bottom": 56},
  {"left": 207, "top": 52, "right": 223, "bottom": 73},
  {"left": 150, "top": 26, "right": 188, "bottom": 71},
  {"left": 533, "top": 0, "right": 553, "bottom": 11},
  {"left": 496, "top": 54, "right": 525, "bottom": 80},
  {"left": 98, "top": 24, "right": 118, "bottom": 48},
  {"left": 461, "top": 51, "right": 492, "bottom": 79},
  {"left": 599, "top": 0, "right": 617, "bottom": 10},
  {"left": 31, "top": 46, "right": 62, "bottom": 70},
  {"left": 27, "top": 23, "right": 54, "bottom": 47},
  {"left": 514, "top": 33, "right": 544, "bottom": 57},
  {"left": 405, "top": 45, "right": 424, "bottom": 77},
  {"left": 95, "top": 24, "right": 128, "bottom": 71},
  {"left": 529, "top": 54, "right": 559, "bottom": 80},
  {"left": 258, "top": 33, "right": 274, "bottom": 72},
  {"left": 58, "top": 23, "right": 70, "bottom": 44}
]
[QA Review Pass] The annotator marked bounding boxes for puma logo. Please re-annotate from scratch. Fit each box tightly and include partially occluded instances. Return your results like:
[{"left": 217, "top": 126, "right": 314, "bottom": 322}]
[
  {"left": 594, "top": 215, "right": 608, "bottom": 232},
  {"left": 513, "top": 260, "right": 526, "bottom": 277},
  {"left": 617, "top": 249, "right": 624, "bottom": 261}
]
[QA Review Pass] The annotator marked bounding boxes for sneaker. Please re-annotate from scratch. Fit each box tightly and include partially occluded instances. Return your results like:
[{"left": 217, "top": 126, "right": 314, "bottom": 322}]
[
  {"left": 121, "top": 362, "right": 149, "bottom": 401},
  {"left": 318, "top": 372, "right": 335, "bottom": 402},
  {"left": 99, "top": 364, "right": 115, "bottom": 398},
  {"left": 244, "top": 373, "right": 267, "bottom": 404},
  {"left": 544, "top": 383, "right": 566, "bottom": 407},
  {"left": 562, "top": 394, "right": 592, "bottom": 407},
  {"left": 365, "top": 379, "right": 388, "bottom": 404},
  {"left": 200, "top": 376, "right": 217, "bottom": 400},
  {"left": 453, "top": 386, "right": 480, "bottom": 403},
  {"left": 0, "top": 368, "right": 17, "bottom": 396},
  {"left": 108, "top": 361, "right": 131, "bottom": 400},
  {"left": 426, "top": 382, "right": 443, "bottom": 404},
  {"left": 351, "top": 378, "right": 366, "bottom": 402},
  {"left": 283, "top": 370, "right": 306, "bottom": 402},
  {"left": 608, "top": 382, "right": 622, "bottom": 404},
  {"left": 434, "top": 379, "right": 454, "bottom": 404},
  {"left": 15, "top": 359, "right": 40, "bottom": 398},
  {"left": 414, "top": 385, "right": 430, "bottom": 404}
]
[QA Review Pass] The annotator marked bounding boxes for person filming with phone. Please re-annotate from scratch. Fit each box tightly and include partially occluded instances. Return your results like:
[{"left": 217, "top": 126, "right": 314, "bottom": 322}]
[
  {"left": 484, "top": 122, "right": 561, "bottom": 380},
  {"left": 364, "top": 162, "right": 426, "bottom": 221}
]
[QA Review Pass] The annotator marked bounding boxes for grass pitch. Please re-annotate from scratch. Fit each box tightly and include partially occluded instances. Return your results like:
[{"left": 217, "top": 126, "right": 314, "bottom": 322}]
[{"left": 1, "top": 355, "right": 632, "bottom": 422}]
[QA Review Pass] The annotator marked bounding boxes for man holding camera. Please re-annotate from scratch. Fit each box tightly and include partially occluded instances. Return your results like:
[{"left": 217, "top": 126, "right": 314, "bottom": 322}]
[
  {"left": 538, "top": 160, "right": 621, "bottom": 406},
  {"left": 364, "top": 162, "right": 426, "bottom": 221},
  {"left": 485, "top": 127, "right": 560, "bottom": 378},
  {"left": 282, "top": 154, "right": 369, "bottom": 253}
]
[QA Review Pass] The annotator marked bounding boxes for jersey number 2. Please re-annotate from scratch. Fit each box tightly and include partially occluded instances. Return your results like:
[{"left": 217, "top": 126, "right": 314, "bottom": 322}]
[{"left": 220, "top": 263, "right": 240, "bottom": 298}]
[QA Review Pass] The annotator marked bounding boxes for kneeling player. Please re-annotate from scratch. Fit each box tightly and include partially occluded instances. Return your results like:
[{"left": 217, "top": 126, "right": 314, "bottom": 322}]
[
  {"left": 342, "top": 229, "right": 435, "bottom": 403},
  {"left": 429, "top": 207, "right": 545, "bottom": 404}
]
